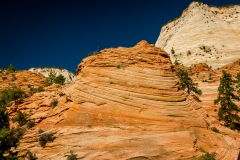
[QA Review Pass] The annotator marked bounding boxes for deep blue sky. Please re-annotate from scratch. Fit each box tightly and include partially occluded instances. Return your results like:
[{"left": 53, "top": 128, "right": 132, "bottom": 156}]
[{"left": 1, "top": 0, "right": 239, "bottom": 73}]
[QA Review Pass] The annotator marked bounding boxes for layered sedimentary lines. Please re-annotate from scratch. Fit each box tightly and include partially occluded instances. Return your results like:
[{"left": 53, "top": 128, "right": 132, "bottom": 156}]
[
  {"left": 156, "top": 2, "right": 240, "bottom": 69},
  {"left": 65, "top": 40, "right": 199, "bottom": 123},
  {"left": 13, "top": 41, "right": 240, "bottom": 160}
]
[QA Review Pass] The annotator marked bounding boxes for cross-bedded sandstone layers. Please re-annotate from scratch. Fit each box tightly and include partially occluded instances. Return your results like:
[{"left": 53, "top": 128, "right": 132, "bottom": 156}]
[
  {"left": 156, "top": 2, "right": 240, "bottom": 69},
  {"left": 12, "top": 41, "right": 240, "bottom": 160}
]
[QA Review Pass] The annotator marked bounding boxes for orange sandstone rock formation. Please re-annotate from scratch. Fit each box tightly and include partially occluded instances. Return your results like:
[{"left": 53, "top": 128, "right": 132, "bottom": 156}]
[
  {"left": 0, "top": 70, "right": 45, "bottom": 92},
  {"left": 9, "top": 41, "right": 240, "bottom": 160}
]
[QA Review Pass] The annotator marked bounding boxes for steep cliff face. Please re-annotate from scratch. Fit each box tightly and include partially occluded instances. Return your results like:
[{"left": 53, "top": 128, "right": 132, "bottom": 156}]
[
  {"left": 9, "top": 41, "right": 240, "bottom": 160},
  {"left": 29, "top": 68, "right": 75, "bottom": 83},
  {"left": 156, "top": 2, "right": 240, "bottom": 69}
]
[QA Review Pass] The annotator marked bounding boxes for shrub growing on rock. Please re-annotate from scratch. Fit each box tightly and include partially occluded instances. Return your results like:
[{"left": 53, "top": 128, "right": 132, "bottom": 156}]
[
  {"left": 67, "top": 151, "right": 78, "bottom": 160},
  {"left": 12, "top": 110, "right": 28, "bottom": 126},
  {"left": 50, "top": 99, "right": 58, "bottom": 108},
  {"left": 7, "top": 63, "right": 15, "bottom": 73},
  {"left": 39, "top": 133, "right": 54, "bottom": 147},
  {"left": 26, "top": 120, "right": 35, "bottom": 129},
  {"left": 26, "top": 150, "right": 37, "bottom": 160},
  {"left": 45, "top": 71, "right": 66, "bottom": 86},
  {"left": 176, "top": 69, "right": 202, "bottom": 102},
  {"left": 0, "top": 88, "right": 26, "bottom": 158},
  {"left": 29, "top": 86, "right": 45, "bottom": 96}
]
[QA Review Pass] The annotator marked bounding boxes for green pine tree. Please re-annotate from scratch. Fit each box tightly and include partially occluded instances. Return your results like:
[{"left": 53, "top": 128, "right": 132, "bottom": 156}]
[
  {"left": 45, "top": 71, "right": 66, "bottom": 86},
  {"left": 176, "top": 69, "right": 202, "bottom": 102},
  {"left": 214, "top": 70, "right": 240, "bottom": 130},
  {"left": 7, "top": 63, "right": 15, "bottom": 73},
  {"left": 0, "top": 88, "right": 26, "bottom": 158},
  {"left": 171, "top": 47, "right": 175, "bottom": 54},
  {"left": 54, "top": 74, "right": 66, "bottom": 85},
  {"left": 45, "top": 71, "right": 56, "bottom": 86}
]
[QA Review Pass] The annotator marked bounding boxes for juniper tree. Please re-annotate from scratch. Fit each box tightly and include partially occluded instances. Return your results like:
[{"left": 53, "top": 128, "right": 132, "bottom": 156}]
[
  {"left": 7, "top": 63, "right": 15, "bottom": 73},
  {"left": 171, "top": 47, "right": 175, "bottom": 54},
  {"left": 0, "top": 88, "right": 26, "bottom": 158},
  {"left": 45, "top": 71, "right": 66, "bottom": 86},
  {"left": 176, "top": 69, "right": 202, "bottom": 102},
  {"left": 214, "top": 70, "right": 240, "bottom": 130}
]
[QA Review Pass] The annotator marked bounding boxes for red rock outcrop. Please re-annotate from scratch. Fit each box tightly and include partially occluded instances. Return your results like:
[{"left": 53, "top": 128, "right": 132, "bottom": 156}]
[
  {"left": 8, "top": 41, "right": 240, "bottom": 160},
  {"left": 0, "top": 70, "right": 46, "bottom": 92}
]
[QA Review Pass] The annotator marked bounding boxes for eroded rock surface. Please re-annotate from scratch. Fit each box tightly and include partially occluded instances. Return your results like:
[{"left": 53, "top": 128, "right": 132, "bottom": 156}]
[
  {"left": 9, "top": 41, "right": 240, "bottom": 160},
  {"left": 0, "top": 70, "right": 45, "bottom": 92},
  {"left": 156, "top": 2, "right": 240, "bottom": 69}
]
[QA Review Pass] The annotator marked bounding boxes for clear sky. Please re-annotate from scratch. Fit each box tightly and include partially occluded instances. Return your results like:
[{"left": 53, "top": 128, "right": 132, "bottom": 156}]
[{"left": 1, "top": 0, "right": 239, "bottom": 73}]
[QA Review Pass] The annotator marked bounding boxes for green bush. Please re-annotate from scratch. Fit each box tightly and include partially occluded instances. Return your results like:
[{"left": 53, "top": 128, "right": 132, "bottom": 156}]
[
  {"left": 211, "top": 127, "right": 220, "bottom": 133},
  {"left": 29, "top": 86, "right": 45, "bottom": 96},
  {"left": 39, "top": 133, "right": 54, "bottom": 147},
  {"left": 12, "top": 110, "right": 28, "bottom": 126},
  {"left": 67, "top": 151, "right": 78, "bottom": 160},
  {"left": 50, "top": 99, "right": 58, "bottom": 108},
  {"left": 26, "top": 150, "right": 37, "bottom": 160},
  {"left": 26, "top": 120, "right": 35, "bottom": 129},
  {"left": 54, "top": 74, "right": 65, "bottom": 85},
  {"left": 0, "top": 88, "right": 26, "bottom": 105},
  {"left": 45, "top": 71, "right": 66, "bottom": 86},
  {"left": 171, "top": 47, "right": 175, "bottom": 54},
  {"left": 198, "top": 152, "right": 216, "bottom": 160},
  {"left": 0, "top": 88, "right": 26, "bottom": 158},
  {"left": 38, "top": 129, "right": 44, "bottom": 134},
  {"left": 7, "top": 63, "right": 15, "bottom": 73},
  {"left": 174, "top": 59, "right": 179, "bottom": 65}
]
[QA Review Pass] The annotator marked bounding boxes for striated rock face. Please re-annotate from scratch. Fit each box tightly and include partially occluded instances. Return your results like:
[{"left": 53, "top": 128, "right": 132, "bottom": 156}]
[
  {"left": 10, "top": 41, "right": 240, "bottom": 160},
  {"left": 0, "top": 70, "right": 45, "bottom": 92},
  {"left": 156, "top": 2, "right": 240, "bottom": 69},
  {"left": 217, "top": 58, "right": 240, "bottom": 76},
  {"left": 29, "top": 68, "right": 76, "bottom": 83}
]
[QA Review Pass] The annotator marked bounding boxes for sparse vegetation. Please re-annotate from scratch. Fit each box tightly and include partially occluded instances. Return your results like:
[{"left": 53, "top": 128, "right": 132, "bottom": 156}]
[
  {"left": 45, "top": 71, "right": 66, "bottom": 86},
  {"left": 67, "top": 151, "right": 78, "bottom": 160},
  {"left": 39, "top": 133, "right": 54, "bottom": 147},
  {"left": 12, "top": 110, "right": 28, "bottom": 126},
  {"left": 26, "top": 120, "right": 35, "bottom": 129},
  {"left": 171, "top": 47, "right": 175, "bottom": 54},
  {"left": 7, "top": 63, "right": 15, "bottom": 73},
  {"left": 174, "top": 59, "right": 179, "bottom": 65},
  {"left": 0, "top": 88, "right": 26, "bottom": 159},
  {"left": 38, "top": 128, "right": 44, "bottom": 134},
  {"left": 29, "top": 86, "right": 45, "bottom": 96},
  {"left": 211, "top": 127, "right": 220, "bottom": 133},
  {"left": 88, "top": 51, "right": 99, "bottom": 56},
  {"left": 50, "top": 99, "right": 58, "bottom": 108},
  {"left": 200, "top": 46, "right": 211, "bottom": 53},
  {"left": 198, "top": 152, "right": 216, "bottom": 160},
  {"left": 176, "top": 69, "right": 202, "bottom": 102},
  {"left": 26, "top": 150, "right": 37, "bottom": 160},
  {"left": 198, "top": 146, "right": 206, "bottom": 153},
  {"left": 194, "top": 146, "right": 216, "bottom": 160},
  {"left": 187, "top": 50, "right": 191, "bottom": 56}
]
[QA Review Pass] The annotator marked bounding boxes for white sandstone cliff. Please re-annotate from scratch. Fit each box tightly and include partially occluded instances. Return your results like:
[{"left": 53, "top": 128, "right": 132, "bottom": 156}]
[
  {"left": 156, "top": 1, "right": 240, "bottom": 69},
  {"left": 29, "top": 67, "right": 75, "bottom": 83}
]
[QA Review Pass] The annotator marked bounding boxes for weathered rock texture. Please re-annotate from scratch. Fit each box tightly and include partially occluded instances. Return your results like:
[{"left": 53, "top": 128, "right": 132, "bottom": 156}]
[
  {"left": 156, "top": 1, "right": 240, "bottom": 69},
  {"left": 0, "top": 70, "right": 45, "bottom": 92},
  {"left": 9, "top": 41, "right": 240, "bottom": 160},
  {"left": 29, "top": 68, "right": 75, "bottom": 83}
]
